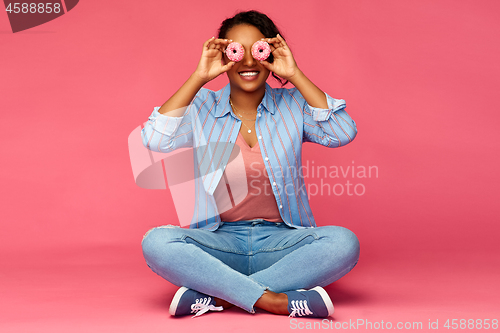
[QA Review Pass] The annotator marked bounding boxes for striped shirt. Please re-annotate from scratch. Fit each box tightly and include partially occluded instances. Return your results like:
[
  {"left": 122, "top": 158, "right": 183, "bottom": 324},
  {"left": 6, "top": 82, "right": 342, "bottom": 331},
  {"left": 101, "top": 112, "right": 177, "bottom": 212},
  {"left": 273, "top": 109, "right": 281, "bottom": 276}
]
[
  {"left": 214, "top": 131, "right": 284, "bottom": 223},
  {"left": 141, "top": 82, "right": 357, "bottom": 231}
]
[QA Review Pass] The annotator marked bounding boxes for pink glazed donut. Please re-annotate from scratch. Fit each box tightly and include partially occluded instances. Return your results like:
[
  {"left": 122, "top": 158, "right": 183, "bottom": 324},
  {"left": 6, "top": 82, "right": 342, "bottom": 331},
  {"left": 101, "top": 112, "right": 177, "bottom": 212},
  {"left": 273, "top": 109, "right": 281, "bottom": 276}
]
[
  {"left": 251, "top": 41, "right": 271, "bottom": 61},
  {"left": 225, "top": 42, "right": 244, "bottom": 62}
]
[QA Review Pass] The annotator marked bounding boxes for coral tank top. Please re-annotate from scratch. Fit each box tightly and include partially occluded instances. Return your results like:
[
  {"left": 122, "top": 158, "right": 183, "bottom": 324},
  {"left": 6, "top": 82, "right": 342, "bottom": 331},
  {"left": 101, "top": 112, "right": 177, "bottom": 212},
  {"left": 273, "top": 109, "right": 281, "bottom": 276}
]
[{"left": 213, "top": 131, "right": 284, "bottom": 223}]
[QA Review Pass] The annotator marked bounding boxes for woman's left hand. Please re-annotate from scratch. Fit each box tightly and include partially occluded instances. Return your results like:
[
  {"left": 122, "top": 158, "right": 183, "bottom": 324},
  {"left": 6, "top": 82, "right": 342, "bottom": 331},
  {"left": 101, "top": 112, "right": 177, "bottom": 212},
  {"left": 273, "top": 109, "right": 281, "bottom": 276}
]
[{"left": 259, "top": 34, "right": 300, "bottom": 81}]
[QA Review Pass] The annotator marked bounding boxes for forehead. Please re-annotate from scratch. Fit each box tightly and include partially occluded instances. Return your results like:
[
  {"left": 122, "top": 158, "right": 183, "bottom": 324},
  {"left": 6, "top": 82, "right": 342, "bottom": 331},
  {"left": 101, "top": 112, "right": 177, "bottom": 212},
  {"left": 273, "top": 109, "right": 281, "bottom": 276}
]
[{"left": 225, "top": 24, "right": 265, "bottom": 46}]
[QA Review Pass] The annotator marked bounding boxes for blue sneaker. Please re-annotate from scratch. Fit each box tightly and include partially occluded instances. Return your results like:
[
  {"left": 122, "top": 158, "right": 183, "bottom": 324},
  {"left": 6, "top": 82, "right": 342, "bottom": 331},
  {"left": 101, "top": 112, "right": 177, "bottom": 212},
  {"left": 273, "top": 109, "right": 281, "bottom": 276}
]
[
  {"left": 284, "top": 287, "right": 334, "bottom": 318},
  {"left": 169, "top": 287, "right": 223, "bottom": 318}
]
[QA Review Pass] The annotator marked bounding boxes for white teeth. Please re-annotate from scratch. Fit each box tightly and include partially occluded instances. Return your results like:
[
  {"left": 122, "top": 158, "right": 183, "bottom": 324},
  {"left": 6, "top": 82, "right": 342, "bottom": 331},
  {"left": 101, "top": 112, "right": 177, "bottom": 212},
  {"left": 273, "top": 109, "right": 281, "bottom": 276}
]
[{"left": 239, "top": 72, "right": 259, "bottom": 77}]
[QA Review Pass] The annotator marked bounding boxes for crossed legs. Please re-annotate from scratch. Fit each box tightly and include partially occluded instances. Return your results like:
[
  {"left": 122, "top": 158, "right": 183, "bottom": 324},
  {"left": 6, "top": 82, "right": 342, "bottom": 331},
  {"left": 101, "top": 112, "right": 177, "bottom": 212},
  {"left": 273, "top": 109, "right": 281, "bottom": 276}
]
[{"left": 141, "top": 222, "right": 360, "bottom": 314}]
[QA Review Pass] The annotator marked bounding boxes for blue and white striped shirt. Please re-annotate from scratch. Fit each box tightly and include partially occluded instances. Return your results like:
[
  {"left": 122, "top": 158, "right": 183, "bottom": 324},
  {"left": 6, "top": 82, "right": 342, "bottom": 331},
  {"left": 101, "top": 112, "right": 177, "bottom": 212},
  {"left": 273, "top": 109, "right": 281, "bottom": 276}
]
[{"left": 141, "top": 82, "right": 357, "bottom": 230}]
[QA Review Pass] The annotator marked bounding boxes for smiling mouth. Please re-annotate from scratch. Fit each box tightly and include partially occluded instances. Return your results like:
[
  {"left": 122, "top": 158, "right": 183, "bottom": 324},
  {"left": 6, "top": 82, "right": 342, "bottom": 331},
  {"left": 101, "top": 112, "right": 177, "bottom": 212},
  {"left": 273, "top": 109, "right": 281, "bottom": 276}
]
[{"left": 239, "top": 71, "right": 260, "bottom": 77}]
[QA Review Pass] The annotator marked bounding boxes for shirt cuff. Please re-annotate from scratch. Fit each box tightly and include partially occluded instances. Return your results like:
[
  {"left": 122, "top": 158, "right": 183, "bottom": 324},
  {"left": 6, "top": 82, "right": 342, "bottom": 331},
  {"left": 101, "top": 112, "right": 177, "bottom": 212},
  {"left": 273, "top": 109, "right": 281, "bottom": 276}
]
[
  {"left": 148, "top": 106, "right": 184, "bottom": 136},
  {"left": 307, "top": 92, "right": 346, "bottom": 122}
]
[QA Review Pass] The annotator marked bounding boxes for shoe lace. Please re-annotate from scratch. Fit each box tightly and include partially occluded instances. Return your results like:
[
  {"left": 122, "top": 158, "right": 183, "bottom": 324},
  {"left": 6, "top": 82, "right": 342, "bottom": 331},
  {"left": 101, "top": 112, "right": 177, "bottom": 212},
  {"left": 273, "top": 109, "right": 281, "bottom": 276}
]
[
  {"left": 190, "top": 297, "right": 223, "bottom": 318},
  {"left": 289, "top": 300, "right": 313, "bottom": 317}
]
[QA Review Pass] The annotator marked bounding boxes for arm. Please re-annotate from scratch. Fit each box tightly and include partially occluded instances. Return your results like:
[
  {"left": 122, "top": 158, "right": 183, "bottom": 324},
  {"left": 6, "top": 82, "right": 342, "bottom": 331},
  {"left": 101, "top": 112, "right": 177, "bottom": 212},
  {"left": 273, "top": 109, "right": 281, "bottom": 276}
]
[
  {"left": 288, "top": 69, "right": 328, "bottom": 109},
  {"left": 289, "top": 85, "right": 357, "bottom": 147},
  {"left": 141, "top": 97, "right": 195, "bottom": 153},
  {"left": 259, "top": 34, "right": 357, "bottom": 147},
  {"left": 157, "top": 73, "right": 207, "bottom": 116},
  {"left": 141, "top": 37, "right": 235, "bottom": 152}
]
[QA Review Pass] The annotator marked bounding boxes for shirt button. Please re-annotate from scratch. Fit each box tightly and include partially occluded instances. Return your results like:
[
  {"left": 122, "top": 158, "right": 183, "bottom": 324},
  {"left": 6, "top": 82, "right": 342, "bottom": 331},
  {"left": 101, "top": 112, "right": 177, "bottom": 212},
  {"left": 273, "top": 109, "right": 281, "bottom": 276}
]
[
  {"left": 265, "top": 157, "right": 269, "bottom": 161},
  {"left": 258, "top": 136, "right": 262, "bottom": 140},
  {"left": 279, "top": 205, "right": 283, "bottom": 209},
  {"left": 273, "top": 182, "right": 276, "bottom": 186},
  {"left": 258, "top": 113, "right": 261, "bottom": 117}
]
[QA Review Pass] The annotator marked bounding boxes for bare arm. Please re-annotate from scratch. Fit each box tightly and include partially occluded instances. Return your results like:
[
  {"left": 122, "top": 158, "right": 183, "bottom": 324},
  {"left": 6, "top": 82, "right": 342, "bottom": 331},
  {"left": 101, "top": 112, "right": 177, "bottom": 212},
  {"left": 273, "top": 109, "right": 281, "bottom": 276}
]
[
  {"left": 288, "top": 69, "right": 328, "bottom": 109},
  {"left": 158, "top": 37, "right": 235, "bottom": 116},
  {"left": 157, "top": 74, "right": 207, "bottom": 116}
]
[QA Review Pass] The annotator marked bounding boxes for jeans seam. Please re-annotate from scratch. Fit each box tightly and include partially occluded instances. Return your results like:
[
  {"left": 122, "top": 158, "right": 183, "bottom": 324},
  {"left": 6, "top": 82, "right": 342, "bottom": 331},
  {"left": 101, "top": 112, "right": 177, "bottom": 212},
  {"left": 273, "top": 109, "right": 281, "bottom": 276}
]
[
  {"left": 248, "top": 227, "right": 253, "bottom": 275},
  {"left": 256, "top": 232, "right": 319, "bottom": 253},
  {"left": 181, "top": 235, "right": 247, "bottom": 254}
]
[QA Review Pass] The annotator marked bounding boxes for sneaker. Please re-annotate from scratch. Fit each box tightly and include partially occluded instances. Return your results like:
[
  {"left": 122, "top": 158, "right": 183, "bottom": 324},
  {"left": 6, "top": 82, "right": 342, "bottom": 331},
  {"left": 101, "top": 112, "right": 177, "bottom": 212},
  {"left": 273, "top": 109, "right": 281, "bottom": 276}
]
[
  {"left": 284, "top": 286, "right": 334, "bottom": 318},
  {"left": 169, "top": 287, "right": 223, "bottom": 318}
]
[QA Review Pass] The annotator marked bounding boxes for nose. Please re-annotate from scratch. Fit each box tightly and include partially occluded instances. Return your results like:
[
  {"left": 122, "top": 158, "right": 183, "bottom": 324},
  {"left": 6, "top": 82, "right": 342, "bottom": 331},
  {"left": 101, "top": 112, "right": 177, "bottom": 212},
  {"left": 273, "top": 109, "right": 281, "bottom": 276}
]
[{"left": 242, "top": 46, "right": 257, "bottom": 66}]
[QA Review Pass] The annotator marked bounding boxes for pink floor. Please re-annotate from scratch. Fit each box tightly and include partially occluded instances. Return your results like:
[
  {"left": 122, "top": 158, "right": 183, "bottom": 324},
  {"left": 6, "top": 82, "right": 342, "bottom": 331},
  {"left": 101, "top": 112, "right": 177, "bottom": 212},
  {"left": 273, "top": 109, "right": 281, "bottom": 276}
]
[{"left": 2, "top": 245, "right": 498, "bottom": 332}]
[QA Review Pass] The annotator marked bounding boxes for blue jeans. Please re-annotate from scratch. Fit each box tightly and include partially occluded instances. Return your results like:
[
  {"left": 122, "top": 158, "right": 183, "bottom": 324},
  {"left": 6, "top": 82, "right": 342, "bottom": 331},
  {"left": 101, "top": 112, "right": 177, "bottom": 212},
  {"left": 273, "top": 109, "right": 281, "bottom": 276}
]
[{"left": 141, "top": 219, "right": 360, "bottom": 313}]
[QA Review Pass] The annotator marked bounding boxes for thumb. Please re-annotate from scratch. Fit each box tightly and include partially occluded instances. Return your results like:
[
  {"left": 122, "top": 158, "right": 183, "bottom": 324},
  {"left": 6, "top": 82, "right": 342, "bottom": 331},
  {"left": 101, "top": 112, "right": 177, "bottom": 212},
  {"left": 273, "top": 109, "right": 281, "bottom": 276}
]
[
  {"left": 259, "top": 60, "right": 272, "bottom": 71},
  {"left": 221, "top": 61, "right": 235, "bottom": 73}
]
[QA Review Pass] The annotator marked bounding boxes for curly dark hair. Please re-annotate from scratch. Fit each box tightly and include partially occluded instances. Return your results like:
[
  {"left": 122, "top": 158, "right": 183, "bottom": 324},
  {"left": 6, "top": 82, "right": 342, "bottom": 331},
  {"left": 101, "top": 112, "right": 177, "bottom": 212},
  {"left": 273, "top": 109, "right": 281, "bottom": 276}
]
[{"left": 217, "top": 10, "right": 288, "bottom": 87}]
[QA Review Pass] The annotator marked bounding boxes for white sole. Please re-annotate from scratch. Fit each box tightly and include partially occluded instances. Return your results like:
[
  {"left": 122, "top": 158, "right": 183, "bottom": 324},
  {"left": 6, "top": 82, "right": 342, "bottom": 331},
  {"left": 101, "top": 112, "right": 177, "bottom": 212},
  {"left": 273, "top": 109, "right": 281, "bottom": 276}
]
[
  {"left": 169, "top": 286, "right": 189, "bottom": 316},
  {"left": 311, "top": 286, "right": 335, "bottom": 316}
]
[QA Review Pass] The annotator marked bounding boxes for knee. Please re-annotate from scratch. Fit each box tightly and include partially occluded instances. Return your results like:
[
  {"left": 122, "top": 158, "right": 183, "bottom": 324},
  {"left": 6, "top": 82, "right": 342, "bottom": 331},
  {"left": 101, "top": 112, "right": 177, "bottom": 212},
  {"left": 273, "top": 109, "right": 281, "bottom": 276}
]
[
  {"left": 318, "top": 226, "right": 360, "bottom": 260},
  {"left": 340, "top": 227, "right": 359, "bottom": 251},
  {"left": 141, "top": 225, "right": 182, "bottom": 260},
  {"left": 344, "top": 227, "right": 360, "bottom": 261},
  {"left": 337, "top": 227, "right": 360, "bottom": 259}
]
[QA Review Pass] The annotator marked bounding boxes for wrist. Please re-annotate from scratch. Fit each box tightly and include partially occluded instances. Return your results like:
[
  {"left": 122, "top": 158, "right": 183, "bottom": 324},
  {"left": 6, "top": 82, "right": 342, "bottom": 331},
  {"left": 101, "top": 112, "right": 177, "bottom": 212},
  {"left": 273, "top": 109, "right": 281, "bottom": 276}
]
[
  {"left": 190, "top": 72, "right": 209, "bottom": 87},
  {"left": 287, "top": 67, "right": 304, "bottom": 85}
]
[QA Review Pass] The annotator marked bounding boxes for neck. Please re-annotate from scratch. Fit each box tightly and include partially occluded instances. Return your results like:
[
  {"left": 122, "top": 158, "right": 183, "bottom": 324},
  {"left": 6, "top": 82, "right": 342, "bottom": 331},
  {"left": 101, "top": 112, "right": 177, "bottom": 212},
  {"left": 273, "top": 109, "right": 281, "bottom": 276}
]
[{"left": 229, "top": 83, "right": 266, "bottom": 113}]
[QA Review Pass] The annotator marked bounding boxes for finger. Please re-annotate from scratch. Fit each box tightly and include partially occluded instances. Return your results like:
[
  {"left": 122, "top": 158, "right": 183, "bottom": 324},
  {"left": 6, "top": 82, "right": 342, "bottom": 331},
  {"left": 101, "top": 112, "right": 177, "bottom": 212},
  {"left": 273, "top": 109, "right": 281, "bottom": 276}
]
[
  {"left": 221, "top": 61, "right": 235, "bottom": 72},
  {"left": 268, "top": 44, "right": 277, "bottom": 53},
  {"left": 217, "top": 41, "right": 231, "bottom": 52},
  {"left": 259, "top": 38, "right": 278, "bottom": 52},
  {"left": 221, "top": 39, "right": 236, "bottom": 52},
  {"left": 259, "top": 59, "right": 272, "bottom": 71},
  {"left": 210, "top": 39, "right": 230, "bottom": 50},
  {"left": 277, "top": 34, "right": 288, "bottom": 47},
  {"left": 204, "top": 36, "right": 216, "bottom": 50},
  {"left": 263, "top": 37, "right": 279, "bottom": 45},
  {"left": 208, "top": 38, "right": 219, "bottom": 49},
  {"left": 213, "top": 38, "right": 233, "bottom": 45},
  {"left": 270, "top": 37, "right": 288, "bottom": 53}
]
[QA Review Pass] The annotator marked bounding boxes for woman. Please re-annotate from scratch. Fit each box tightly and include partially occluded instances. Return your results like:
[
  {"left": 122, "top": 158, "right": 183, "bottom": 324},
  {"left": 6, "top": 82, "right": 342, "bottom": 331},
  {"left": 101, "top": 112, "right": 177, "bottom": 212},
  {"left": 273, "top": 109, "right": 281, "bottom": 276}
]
[{"left": 140, "top": 10, "right": 359, "bottom": 318}]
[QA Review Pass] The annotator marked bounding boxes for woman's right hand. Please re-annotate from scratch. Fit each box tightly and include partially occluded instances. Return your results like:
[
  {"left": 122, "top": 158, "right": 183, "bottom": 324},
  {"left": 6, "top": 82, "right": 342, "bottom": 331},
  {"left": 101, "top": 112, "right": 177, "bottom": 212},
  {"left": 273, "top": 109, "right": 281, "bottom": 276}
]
[{"left": 193, "top": 37, "right": 235, "bottom": 83}]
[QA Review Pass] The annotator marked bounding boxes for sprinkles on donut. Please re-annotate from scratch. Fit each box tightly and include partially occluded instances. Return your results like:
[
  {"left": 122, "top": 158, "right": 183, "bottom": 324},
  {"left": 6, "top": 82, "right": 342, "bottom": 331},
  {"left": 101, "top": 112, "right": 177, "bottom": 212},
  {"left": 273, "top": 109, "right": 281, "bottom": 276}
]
[
  {"left": 251, "top": 41, "right": 271, "bottom": 61},
  {"left": 225, "top": 42, "right": 245, "bottom": 62}
]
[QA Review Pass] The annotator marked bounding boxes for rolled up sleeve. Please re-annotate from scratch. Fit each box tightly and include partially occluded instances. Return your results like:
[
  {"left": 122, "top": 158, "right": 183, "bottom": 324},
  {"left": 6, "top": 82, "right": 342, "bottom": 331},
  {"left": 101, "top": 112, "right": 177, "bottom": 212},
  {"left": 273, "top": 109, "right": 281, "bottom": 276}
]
[
  {"left": 300, "top": 90, "right": 357, "bottom": 147},
  {"left": 141, "top": 104, "right": 193, "bottom": 153}
]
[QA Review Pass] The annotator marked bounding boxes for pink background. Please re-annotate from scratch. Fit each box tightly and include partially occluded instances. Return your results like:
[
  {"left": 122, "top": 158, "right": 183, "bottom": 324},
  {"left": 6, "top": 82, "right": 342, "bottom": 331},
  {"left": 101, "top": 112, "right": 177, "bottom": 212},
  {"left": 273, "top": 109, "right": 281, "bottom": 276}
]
[{"left": 1, "top": 0, "right": 499, "bottom": 331}]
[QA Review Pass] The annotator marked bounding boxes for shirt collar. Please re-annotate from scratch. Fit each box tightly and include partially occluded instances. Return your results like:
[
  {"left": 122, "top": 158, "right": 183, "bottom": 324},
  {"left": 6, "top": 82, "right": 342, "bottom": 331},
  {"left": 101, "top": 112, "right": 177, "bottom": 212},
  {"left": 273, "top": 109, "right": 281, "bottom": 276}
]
[{"left": 214, "top": 82, "right": 274, "bottom": 118}]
